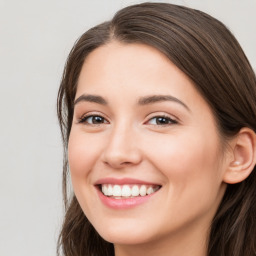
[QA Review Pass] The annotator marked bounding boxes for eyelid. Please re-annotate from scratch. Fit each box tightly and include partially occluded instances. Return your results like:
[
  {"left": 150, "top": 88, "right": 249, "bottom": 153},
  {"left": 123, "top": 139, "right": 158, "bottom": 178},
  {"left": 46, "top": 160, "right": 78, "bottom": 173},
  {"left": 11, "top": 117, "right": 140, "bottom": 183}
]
[
  {"left": 144, "top": 112, "right": 178, "bottom": 126},
  {"left": 75, "top": 111, "right": 179, "bottom": 126},
  {"left": 77, "top": 111, "right": 110, "bottom": 124}
]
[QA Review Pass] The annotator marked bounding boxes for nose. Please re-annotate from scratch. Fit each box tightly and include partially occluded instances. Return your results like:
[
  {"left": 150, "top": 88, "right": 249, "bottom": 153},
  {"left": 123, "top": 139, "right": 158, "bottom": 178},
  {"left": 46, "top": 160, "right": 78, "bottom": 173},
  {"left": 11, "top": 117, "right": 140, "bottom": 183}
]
[{"left": 102, "top": 125, "right": 142, "bottom": 169}]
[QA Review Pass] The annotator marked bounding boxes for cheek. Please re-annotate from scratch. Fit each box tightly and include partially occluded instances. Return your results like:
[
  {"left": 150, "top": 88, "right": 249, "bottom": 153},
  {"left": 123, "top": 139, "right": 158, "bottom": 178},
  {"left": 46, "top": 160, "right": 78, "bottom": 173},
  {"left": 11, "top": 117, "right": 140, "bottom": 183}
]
[
  {"left": 144, "top": 132, "right": 225, "bottom": 229},
  {"left": 68, "top": 129, "right": 102, "bottom": 179},
  {"left": 146, "top": 130, "right": 223, "bottom": 191},
  {"left": 67, "top": 129, "right": 104, "bottom": 215}
]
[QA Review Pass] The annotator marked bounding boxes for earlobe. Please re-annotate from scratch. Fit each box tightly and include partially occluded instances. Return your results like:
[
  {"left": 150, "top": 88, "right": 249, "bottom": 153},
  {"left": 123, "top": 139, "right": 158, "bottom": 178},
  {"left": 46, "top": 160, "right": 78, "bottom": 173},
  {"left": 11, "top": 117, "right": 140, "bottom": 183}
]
[{"left": 223, "top": 128, "right": 256, "bottom": 184}]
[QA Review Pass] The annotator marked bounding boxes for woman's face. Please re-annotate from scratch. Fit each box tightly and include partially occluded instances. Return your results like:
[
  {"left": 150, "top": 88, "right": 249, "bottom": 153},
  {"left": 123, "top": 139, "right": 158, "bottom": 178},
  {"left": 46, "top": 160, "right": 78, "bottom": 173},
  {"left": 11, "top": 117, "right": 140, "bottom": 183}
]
[{"left": 68, "top": 42, "right": 228, "bottom": 247}]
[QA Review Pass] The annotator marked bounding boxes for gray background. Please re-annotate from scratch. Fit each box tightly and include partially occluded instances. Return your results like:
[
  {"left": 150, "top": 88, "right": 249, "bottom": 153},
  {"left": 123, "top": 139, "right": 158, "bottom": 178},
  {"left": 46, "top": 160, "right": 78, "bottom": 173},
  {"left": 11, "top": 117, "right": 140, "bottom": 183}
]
[{"left": 0, "top": 0, "right": 255, "bottom": 255}]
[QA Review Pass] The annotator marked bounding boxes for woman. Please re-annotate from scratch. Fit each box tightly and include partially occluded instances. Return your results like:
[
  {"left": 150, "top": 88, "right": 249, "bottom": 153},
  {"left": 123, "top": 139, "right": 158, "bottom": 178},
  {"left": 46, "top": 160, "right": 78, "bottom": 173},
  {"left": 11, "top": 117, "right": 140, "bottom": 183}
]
[{"left": 57, "top": 2, "right": 256, "bottom": 256}]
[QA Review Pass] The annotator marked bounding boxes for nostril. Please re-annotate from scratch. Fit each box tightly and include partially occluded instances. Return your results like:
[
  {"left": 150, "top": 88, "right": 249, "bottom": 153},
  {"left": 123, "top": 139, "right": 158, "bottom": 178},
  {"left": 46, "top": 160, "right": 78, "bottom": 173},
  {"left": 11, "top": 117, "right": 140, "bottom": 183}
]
[
  {"left": 121, "top": 162, "right": 132, "bottom": 165},
  {"left": 103, "top": 160, "right": 133, "bottom": 169}
]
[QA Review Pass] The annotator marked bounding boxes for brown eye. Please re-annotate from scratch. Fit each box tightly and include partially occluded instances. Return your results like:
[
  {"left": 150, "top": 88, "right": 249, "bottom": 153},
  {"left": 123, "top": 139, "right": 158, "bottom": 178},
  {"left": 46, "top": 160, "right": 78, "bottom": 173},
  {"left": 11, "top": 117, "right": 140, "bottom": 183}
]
[
  {"left": 147, "top": 116, "right": 177, "bottom": 125},
  {"left": 90, "top": 116, "right": 105, "bottom": 124},
  {"left": 79, "top": 115, "right": 108, "bottom": 125}
]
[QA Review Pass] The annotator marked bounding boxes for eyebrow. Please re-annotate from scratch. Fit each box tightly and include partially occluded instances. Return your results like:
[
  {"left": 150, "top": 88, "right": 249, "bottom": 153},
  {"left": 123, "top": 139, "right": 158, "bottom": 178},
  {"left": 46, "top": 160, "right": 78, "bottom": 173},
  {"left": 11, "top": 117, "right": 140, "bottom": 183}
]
[
  {"left": 74, "top": 93, "right": 190, "bottom": 111},
  {"left": 74, "top": 94, "right": 107, "bottom": 105},
  {"left": 138, "top": 95, "right": 190, "bottom": 111}
]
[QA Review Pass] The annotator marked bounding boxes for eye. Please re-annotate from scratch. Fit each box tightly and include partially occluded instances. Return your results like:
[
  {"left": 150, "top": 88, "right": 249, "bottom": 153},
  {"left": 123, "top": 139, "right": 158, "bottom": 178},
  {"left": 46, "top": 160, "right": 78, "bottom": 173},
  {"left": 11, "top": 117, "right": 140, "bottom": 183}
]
[
  {"left": 78, "top": 115, "right": 109, "bottom": 125},
  {"left": 146, "top": 115, "right": 177, "bottom": 125}
]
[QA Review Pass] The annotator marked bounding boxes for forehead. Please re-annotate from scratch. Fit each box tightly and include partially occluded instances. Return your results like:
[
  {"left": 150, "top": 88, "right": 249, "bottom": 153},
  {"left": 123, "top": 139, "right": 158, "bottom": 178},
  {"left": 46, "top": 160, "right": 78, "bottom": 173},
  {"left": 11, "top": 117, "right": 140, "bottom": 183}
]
[
  {"left": 78, "top": 42, "right": 192, "bottom": 96},
  {"left": 77, "top": 42, "right": 210, "bottom": 111}
]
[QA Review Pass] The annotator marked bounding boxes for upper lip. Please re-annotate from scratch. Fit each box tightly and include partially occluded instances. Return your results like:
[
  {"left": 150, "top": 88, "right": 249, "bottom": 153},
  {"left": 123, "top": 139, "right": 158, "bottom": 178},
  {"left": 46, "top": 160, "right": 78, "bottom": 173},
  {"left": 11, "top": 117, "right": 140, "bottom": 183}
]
[{"left": 95, "top": 177, "right": 161, "bottom": 186}]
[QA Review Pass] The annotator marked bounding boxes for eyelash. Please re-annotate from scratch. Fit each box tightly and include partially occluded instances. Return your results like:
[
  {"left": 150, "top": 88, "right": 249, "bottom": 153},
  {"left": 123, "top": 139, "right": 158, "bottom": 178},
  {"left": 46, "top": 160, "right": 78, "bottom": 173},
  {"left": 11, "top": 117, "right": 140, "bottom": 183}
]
[
  {"left": 78, "top": 114, "right": 109, "bottom": 125},
  {"left": 78, "top": 113, "right": 178, "bottom": 126},
  {"left": 146, "top": 115, "right": 178, "bottom": 126}
]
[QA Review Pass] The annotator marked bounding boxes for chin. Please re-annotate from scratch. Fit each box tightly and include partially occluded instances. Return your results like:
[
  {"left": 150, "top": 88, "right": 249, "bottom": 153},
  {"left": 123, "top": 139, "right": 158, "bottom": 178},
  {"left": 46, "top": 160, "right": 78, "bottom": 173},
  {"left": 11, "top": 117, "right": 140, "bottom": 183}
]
[{"left": 95, "top": 223, "right": 155, "bottom": 245}]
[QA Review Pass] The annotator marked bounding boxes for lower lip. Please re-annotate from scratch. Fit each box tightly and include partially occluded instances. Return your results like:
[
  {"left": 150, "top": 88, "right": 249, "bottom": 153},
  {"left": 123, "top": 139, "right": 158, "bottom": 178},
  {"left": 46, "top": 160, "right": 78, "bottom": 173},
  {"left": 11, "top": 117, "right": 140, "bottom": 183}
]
[{"left": 96, "top": 188, "right": 157, "bottom": 209}]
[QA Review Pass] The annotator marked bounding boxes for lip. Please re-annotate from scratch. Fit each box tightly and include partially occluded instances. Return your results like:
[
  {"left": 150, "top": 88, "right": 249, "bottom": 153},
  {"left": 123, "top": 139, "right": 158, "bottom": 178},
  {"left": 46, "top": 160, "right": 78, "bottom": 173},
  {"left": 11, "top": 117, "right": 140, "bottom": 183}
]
[
  {"left": 95, "top": 177, "right": 160, "bottom": 186},
  {"left": 95, "top": 177, "right": 161, "bottom": 209},
  {"left": 96, "top": 189, "right": 158, "bottom": 209}
]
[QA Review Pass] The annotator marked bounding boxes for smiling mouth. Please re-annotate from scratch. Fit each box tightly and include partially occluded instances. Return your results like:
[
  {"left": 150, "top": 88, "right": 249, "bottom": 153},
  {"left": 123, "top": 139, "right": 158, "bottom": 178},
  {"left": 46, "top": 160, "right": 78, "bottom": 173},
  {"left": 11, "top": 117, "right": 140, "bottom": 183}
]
[{"left": 100, "top": 184, "right": 161, "bottom": 199}]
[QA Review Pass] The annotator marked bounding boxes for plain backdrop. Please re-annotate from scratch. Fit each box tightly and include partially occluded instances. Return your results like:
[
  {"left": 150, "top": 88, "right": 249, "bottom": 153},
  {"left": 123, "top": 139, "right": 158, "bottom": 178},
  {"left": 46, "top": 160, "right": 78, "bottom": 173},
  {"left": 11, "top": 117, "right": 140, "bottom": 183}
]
[{"left": 0, "top": 0, "right": 255, "bottom": 255}]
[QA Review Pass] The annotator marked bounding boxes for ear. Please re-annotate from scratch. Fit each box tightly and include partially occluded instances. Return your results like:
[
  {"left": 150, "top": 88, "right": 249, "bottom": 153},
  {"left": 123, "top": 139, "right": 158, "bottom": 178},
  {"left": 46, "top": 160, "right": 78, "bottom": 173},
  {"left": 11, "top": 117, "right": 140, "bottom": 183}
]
[{"left": 223, "top": 128, "right": 256, "bottom": 184}]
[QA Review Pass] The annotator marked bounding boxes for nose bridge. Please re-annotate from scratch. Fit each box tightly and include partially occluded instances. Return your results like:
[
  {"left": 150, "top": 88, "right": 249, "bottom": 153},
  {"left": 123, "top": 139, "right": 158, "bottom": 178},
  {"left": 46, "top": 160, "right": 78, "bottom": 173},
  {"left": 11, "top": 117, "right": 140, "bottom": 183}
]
[{"left": 102, "top": 119, "right": 141, "bottom": 168}]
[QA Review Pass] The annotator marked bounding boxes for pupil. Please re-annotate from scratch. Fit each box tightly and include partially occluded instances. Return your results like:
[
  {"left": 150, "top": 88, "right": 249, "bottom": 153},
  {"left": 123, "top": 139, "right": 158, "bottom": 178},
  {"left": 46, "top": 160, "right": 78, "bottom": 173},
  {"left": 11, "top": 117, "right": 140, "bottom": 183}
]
[
  {"left": 156, "top": 117, "right": 169, "bottom": 124},
  {"left": 93, "top": 116, "right": 103, "bottom": 123}
]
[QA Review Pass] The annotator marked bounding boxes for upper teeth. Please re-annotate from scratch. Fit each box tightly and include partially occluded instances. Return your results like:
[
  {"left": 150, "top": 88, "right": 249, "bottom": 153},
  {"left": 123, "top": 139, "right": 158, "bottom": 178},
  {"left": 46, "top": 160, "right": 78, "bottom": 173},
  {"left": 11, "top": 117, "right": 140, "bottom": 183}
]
[{"left": 101, "top": 184, "right": 159, "bottom": 197}]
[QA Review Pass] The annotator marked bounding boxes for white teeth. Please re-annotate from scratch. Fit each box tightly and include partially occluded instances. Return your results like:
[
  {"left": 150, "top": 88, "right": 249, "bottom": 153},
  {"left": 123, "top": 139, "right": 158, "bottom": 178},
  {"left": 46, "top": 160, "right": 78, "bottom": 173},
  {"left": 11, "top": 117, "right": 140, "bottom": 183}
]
[
  {"left": 131, "top": 185, "right": 140, "bottom": 196},
  {"left": 139, "top": 185, "right": 147, "bottom": 196},
  {"left": 101, "top": 184, "right": 160, "bottom": 198},
  {"left": 147, "top": 186, "right": 154, "bottom": 195},
  {"left": 121, "top": 185, "right": 131, "bottom": 197},
  {"left": 102, "top": 185, "right": 108, "bottom": 195},
  {"left": 113, "top": 185, "right": 122, "bottom": 196},
  {"left": 107, "top": 185, "right": 113, "bottom": 196}
]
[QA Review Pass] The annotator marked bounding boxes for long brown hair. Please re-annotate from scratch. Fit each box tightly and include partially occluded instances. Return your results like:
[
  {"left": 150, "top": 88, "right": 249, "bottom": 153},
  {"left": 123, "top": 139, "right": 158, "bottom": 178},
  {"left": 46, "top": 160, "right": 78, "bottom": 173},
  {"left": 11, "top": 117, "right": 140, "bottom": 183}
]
[{"left": 57, "top": 3, "right": 256, "bottom": 255}]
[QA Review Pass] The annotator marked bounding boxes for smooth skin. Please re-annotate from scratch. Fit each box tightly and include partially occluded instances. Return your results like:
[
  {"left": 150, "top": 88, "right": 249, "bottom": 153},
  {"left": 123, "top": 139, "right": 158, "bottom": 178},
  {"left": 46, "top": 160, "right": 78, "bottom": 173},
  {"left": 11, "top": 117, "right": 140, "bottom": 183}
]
[{"left": 68, "top": 42, "right": 255, "bottom": 256}]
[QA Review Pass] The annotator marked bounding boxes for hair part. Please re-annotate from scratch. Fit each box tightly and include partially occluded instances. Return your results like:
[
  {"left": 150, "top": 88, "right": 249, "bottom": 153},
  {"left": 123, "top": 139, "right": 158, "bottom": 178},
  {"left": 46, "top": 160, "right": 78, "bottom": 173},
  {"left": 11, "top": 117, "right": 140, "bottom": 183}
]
[{"left": 57, "top": 2, "right": 256, "bottom": 255}]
